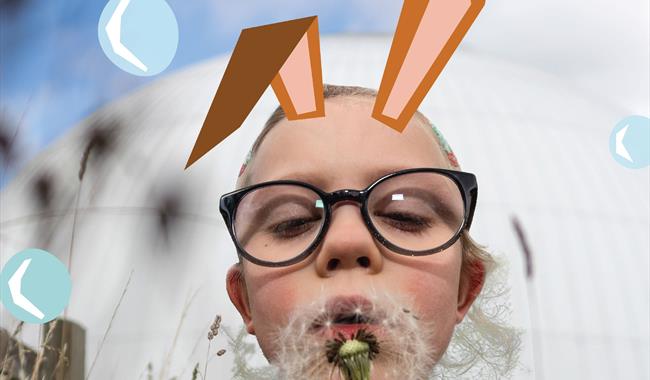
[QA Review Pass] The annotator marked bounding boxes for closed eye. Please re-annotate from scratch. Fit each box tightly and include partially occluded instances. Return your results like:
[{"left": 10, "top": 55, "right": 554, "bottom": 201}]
[
  {"left": 268, "top": 216, "right": 322, "bottom": 240},
  {"left": 375, "top": 212, "right": 433, "bottom": 234}
]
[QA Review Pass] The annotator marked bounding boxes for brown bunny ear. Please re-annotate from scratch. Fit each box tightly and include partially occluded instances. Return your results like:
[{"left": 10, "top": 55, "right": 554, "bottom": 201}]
[
  {"left": 373, "top": 0, "right": 485, "bottom": 132},
  {"left": 186, "top": 16, "right": 324, "bottom": 169}
]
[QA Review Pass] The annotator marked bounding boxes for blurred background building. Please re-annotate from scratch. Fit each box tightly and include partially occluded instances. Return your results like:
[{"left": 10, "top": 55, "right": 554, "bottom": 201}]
[{"left": 1, "top": 1, "right": 649, "bottom": 379}]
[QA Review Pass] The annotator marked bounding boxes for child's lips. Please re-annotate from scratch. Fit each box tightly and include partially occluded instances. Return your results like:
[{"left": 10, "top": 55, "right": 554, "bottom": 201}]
[
  {"left": 308, "top": 294, "right": 386, "bottom": 339},
  {"left": 325, "top": 323, "right": 383, "bottom": 339},
  {"left": 310, "top": 320, "right": 384, "bottom": 341}
]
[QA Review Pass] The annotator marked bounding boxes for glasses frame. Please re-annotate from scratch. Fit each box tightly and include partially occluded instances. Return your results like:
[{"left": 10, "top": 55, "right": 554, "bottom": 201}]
[{"left": 220, "top": 168, "right": 478, "bottom": 267}]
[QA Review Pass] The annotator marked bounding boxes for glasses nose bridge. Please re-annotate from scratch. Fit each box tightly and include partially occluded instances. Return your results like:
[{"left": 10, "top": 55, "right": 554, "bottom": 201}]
[{"left": 328, "top": 189, "right": 365, "bottom": 206}]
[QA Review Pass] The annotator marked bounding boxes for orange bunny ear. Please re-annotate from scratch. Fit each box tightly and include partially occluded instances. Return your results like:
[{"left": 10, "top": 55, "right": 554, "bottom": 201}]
[
  {"left": 373, "top": 0, "right": 485, "bottom": 132},
  {"left": 185, "top": 16, "right": 324, "bottom": 169},
  {"left": 271, "top": 21, "right": 324, "bottom": 120}
]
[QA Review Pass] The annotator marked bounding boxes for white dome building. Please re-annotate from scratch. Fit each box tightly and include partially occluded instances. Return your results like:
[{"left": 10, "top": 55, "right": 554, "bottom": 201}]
[{"left": 1, "top": 34, "right": 648, "bottom": 379}]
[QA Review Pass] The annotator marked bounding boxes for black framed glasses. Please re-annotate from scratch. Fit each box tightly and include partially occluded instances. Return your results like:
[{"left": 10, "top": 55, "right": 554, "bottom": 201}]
[{"left": 220, "top": 168, "right": 478, "bottom": 267}]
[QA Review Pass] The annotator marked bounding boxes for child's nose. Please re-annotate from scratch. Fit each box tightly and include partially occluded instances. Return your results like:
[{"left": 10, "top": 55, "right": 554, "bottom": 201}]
[{"left": 314, "top": 202, "right": 384, "bottom": 277}]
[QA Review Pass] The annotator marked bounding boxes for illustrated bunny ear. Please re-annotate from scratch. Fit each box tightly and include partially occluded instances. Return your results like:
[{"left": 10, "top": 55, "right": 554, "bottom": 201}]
[
  {"left": 373, "top": 0, "right": 485, "bottom": 132},
  {"left": 186, "top": 16, "right": 324, "bottom": 169}
]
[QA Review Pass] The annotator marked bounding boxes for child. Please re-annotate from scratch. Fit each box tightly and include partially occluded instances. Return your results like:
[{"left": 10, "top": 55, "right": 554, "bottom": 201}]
[{"left": 222, "top": 84, "right": 520, "bottom": 379}]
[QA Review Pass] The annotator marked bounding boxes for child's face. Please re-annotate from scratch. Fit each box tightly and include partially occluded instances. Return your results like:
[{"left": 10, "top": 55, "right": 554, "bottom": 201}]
[{"left": 227, "top": 97, "right": 480, "bottom": 376}]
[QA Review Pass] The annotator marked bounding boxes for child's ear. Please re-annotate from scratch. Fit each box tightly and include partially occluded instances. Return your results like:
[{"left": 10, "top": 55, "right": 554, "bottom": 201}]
[
  {"left": 226, "top": 263, "right": 255, "bottom": 335},
  {"left": 456, "top": 260, "right": 485, "bottom": 323}
]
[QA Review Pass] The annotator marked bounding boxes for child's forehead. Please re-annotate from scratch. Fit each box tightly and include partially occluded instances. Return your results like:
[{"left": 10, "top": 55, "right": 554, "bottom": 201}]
[
  {"left": 317, "top": 96, "right": 458, "bottom": 165},
  {"left": 237, "top": 98, "right": 459, "bottom": 188}
]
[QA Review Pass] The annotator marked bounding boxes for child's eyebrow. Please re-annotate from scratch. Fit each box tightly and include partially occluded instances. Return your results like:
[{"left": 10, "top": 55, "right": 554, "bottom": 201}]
[
  {"left": 271, "top": 166, "right": 415, "bottom": 189},
  {"left": 268, "top": 171, "right": 329, "bottom": 188},
  {"left": 364, "top": 166, "right": 416, "bottom": 184}
]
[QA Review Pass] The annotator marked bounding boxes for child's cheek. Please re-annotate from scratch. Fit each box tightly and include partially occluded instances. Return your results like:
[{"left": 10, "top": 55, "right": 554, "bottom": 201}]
[
  {"left": 250, "top": 278, "right": 300, "bottom": 324},
  {"left": 405, "top": 273, "right": 458, "bottom": 318}
]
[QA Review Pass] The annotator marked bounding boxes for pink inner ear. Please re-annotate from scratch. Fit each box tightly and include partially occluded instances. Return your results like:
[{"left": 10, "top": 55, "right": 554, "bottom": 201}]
[
  {"left": 381, "top": 0, "right": 471, "bottom": 119},
  {"left": 277, "top": 33, "right": 317, "bottom": 116}
]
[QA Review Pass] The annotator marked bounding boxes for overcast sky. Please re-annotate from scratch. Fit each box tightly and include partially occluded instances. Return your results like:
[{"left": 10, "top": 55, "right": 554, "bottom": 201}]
[{"left": 1, "top": 0, "right": 648, "bottom": 178}]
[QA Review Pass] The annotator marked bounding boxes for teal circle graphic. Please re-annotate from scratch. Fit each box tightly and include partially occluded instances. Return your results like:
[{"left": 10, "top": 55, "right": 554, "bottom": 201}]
[
  {"left": 0, "top": 249, "right": 72, "bottom": 324},
  {"left": 98, "top": 0, "right": 179, "bottom": 76},
  {"left": 609, "top": 115, "right": 650, "bottom": 169}
]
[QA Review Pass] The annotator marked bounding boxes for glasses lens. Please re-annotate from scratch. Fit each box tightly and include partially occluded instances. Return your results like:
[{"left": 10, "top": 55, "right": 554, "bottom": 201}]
[
  {"left": 234, "top": 185, "right": 325, "bottom": 263},
  {"left": 367, "top": 172, "right": 465, "bottom": 253}
]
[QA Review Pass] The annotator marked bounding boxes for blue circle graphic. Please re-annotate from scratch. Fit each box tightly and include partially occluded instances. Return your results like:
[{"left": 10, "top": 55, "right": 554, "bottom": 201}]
[
  {"left": 0, "top": 249, "right": 72, "bottom": 324},
  {"left": 98, "top": 0, "right": 179, "bottom": 76},
  {"left": 609, "top": 115, "right": 650, "bottom": 169}
]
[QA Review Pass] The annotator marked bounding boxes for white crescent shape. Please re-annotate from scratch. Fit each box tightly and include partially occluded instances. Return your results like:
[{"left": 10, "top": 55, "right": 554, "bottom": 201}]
[
  {"left": 615, "top": 125, "right": 633, "bottom": 163},
  {"left": 8, "top": 259, "right": 45, "bottom": 320},
  {"left": 105, "top": 0, "right": 149, "bottom": 72}
]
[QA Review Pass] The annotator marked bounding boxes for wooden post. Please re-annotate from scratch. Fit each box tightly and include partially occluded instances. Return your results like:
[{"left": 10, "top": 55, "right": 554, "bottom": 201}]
[
  {"left": 40, "top": 319, "right": 85, "bottom": 380},
  {"left": 0, "top": 327, "right": 37, "bottom": 378}
]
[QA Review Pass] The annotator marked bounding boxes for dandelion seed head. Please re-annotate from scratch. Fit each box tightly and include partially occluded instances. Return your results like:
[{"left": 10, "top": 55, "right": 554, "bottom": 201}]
[
  {"left": 267, "top": 289, "right": 441, "bottom": 380},
  {"left": 226, "top": 259, "right": 521, "bottom": 379}
]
